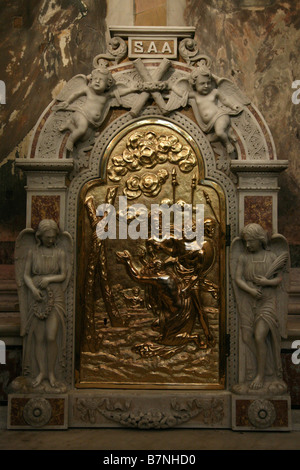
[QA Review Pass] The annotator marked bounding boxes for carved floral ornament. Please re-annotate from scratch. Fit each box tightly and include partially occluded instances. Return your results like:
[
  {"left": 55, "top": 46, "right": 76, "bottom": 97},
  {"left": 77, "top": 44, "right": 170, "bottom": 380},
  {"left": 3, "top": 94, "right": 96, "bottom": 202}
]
[
  {"left": 108, "top": 130, "right": 197, "bottom": 199},
  {"left": 75, "top": 396, "right": 225, "bottom": 429}
]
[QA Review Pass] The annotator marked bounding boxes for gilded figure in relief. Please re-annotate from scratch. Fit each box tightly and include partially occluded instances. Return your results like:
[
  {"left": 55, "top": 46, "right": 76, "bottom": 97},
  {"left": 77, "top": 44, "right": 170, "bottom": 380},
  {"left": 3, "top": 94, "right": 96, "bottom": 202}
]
[{"left": 116, "top": 217, "right": 218, "bottom": 355}]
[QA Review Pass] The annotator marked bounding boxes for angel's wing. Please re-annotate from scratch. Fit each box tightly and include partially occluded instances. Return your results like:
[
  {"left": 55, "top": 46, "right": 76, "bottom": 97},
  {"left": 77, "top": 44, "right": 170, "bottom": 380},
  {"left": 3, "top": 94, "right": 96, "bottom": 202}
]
[
  {"left": 54, "top": 74, "right": 88, "bottom": 103},
  {"left": 57, "top": 231, "right": 73, "bottom": 292},
  {"left": 269, "top": 234, "right": 290, "bottom": 338},
  {"left": 215, "top": 77, "right": 251, "bottom": 111},
  {"left": 229, "top": 236, "right": 246, "bottom": 309},
  {"left": 165, "top": 77, "right": 191, "bottom": 112},
  {"left": 14, "top": 229, "right": 35, "bottom": 336}
]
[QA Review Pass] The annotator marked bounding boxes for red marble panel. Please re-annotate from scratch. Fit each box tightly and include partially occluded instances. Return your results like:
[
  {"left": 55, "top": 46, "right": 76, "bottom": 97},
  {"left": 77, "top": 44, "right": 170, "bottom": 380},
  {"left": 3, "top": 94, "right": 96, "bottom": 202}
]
[
  {"left": 235, "top": 399, "right": 289, "bottom": 428},
  {"left": 31, "top": 195, "right": 60, "bottom": 230},
  {"left": 244, "top": 195, "right": 273, "bottom": 232},
  {"left": 10, "top": 397, "right": 66, "bottom": 426}
]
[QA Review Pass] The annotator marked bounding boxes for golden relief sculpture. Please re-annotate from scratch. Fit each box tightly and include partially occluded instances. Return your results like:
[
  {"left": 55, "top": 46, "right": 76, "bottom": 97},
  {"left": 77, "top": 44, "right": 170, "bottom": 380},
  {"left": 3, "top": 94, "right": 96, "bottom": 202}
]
[
  {"left": 76, "top": 119, "right": 226, "bottom": 389},
  {"left": 107, "top": 130, "right": 197, "bottom": 184}
]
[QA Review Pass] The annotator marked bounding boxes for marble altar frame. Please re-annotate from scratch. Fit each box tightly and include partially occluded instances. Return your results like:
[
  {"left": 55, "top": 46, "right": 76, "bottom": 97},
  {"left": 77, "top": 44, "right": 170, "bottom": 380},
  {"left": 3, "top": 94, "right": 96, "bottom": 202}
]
[{"left": 9, "top": 26, "right": 290, "bottom": 430}]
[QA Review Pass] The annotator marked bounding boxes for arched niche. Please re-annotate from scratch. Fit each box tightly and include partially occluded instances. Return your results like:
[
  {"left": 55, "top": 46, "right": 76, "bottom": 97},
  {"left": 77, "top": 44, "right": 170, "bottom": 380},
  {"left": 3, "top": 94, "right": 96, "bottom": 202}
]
[{"left": 75, "top": 117, "right": 227, "bottom": 389}]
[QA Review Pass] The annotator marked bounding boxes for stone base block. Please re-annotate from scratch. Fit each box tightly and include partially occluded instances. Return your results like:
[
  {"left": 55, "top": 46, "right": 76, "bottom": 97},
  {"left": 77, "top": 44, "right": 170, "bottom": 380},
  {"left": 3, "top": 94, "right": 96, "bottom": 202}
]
[
  {"left": 69, "top": 390, "right": 232, "bottom": 429},
  {"left": 231, "top": 394, "right": 291, "bottom": 431},
  {"left": 7, "top": 394, "right": 68, "bottom": 429}
]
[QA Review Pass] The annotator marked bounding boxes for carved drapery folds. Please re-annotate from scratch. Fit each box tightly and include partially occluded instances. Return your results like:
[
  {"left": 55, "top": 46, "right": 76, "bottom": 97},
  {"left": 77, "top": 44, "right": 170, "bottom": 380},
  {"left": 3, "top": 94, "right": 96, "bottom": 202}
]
[
  {"left": 74, "top": 396, "right": 225, "bottom": 429},
  {"left": 230, "top": 223, "right": 290, "bottom": 396}
]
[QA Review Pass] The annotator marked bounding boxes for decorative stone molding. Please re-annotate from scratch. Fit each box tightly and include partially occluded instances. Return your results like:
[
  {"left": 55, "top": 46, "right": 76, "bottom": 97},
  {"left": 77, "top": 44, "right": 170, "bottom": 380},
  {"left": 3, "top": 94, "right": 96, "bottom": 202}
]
[
  {"left": 109, "top": 26, "right": 196, "bottom": 39},
  {"left": 231, "top": 395, "right": 291, "bottom": 431},
  {"left": 7, "top": 394, "right": 68, "bottom": 429},
  {"left": 247, "top": 399, "right": 276, "bottom": 429},
  {"left": 236, "top": 174, "right": 280, "bottom": 191},
  {"left": 77, "top": 397, "right": 224, "bottom": 428},
  {"left": 70, "top": 392, "right": 231, "bottom": 429},
  {"left": 16, "top": 160, "right": 74, "bottom": 172},
  {"left": 231, "top": 105, "right": 276, "bottom": 161},
  {"left": 23, "top": 397, "right": 52, "bottom": 427},
  {"left": 230, "top": 161, "right": 288, "bottom": 173},
  {"left": 25, "top": 172, "right": 69, "bottom": 191}
]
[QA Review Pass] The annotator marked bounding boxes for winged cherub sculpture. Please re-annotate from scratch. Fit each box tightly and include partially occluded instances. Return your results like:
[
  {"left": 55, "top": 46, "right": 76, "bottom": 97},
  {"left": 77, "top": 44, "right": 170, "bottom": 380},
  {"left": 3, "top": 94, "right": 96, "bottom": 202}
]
[
  {"left": 13, "top": 220, "right": 73, "bottom": 392},
  {"left": 230, "top": 223, "right": 290, "bottom": 395},
  {"left": 53, "top": 63, "right": 138, "bottom": 152},
  {"left": 166, "top": 63, "right": 250, "bottom": 155}
]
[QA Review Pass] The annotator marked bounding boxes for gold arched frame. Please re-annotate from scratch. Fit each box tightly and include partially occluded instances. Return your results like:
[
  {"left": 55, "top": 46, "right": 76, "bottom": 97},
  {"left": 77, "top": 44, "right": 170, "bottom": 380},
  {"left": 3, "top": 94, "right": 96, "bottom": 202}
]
[{"left": 76, "top": 118, "right": 226, "bottom": 390}]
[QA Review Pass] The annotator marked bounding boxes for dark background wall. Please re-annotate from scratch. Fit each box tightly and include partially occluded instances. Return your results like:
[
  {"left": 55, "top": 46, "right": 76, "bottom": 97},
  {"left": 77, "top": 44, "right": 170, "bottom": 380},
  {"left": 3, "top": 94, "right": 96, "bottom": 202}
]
[{"left": 0, "top": 0, "right": 107, "bottom": 277}]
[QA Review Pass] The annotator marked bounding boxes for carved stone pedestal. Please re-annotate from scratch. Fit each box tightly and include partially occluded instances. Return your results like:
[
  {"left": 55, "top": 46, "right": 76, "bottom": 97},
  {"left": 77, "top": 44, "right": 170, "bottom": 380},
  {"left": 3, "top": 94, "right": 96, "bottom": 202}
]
[
  {"left": 7, "top": 391, "right": 292, "bottom": 430},
  {"left": 231, "top": 394, "right": 291, "bottom": 431},
  {"left": 7, "top": 394, "right": 68, "bottom": 430}
]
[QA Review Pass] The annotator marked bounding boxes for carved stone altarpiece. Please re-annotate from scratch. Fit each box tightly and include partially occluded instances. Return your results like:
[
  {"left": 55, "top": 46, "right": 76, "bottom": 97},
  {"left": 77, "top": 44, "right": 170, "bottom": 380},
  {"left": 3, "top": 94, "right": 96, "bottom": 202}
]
[{"left": 9, "top": 27, "right": 291, "bottom": 430}]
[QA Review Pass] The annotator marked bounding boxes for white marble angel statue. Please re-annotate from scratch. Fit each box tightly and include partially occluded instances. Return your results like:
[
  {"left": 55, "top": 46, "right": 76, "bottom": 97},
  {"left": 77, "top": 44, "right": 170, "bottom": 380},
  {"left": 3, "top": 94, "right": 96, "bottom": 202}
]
[
  {"left": 14, "top": 219, "right": 73, "bottom": 391},
  {"left": 53, "top": 63, "right": 138, "bottom": 152},
  {"left": 230, "top": 223, "right": 290, "bottom": 395},
  {"left": 166, "top": 63, "right": 250, "bottom": 155}
]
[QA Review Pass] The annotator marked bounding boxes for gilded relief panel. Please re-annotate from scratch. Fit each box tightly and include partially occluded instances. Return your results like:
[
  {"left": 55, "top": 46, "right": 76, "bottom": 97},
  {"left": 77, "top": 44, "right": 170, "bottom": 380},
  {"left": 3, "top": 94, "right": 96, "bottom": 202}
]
[{"left": 76, "top": 119, "right": 226, "bottom": 389}]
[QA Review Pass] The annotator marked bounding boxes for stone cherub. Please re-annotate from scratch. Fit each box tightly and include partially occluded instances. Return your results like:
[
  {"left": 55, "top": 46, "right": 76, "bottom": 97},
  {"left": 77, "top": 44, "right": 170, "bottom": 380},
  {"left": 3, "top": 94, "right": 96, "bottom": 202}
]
[
  {"left": 230, "top": 223, "right": 290, "bottom": 395},
  {"left": 13, "top": 219, "right": 73, "bottom": 392},
  {"left": 166, "top": 63, "right": 250, "bottom": 155},
  {"left": 53, "top": 64, "right": 138, "bottom": 152}
]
